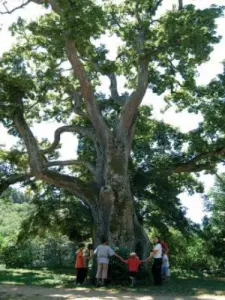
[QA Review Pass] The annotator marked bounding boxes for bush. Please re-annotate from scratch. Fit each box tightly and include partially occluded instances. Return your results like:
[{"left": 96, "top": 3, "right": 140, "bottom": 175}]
[{"left": 0, "top": 236, "right": 76, "bottom": 269}]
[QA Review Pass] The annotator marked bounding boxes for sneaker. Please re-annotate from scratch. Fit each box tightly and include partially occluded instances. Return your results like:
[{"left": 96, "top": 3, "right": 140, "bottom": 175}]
[{"left": 96, "top": 280, "right": 100, "bottom": 287}]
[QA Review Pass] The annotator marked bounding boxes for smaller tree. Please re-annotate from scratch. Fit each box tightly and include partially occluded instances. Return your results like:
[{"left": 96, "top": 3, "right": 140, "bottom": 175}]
[{"left": 203, "top": 174, "right": 225, "bottom": 265}]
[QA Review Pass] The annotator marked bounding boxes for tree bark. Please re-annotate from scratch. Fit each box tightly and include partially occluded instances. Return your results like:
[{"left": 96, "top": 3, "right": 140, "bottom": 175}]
[
  {"left": 178, "top": 0, "right": 183, "bottom": 10},
  {"left": 88, "top": 137, "right": 150, "bottom": 257}
]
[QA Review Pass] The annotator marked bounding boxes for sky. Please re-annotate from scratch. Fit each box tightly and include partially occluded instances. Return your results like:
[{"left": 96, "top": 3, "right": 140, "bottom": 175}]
[{"left": 0, "top": 0, "right": 225, "bottom": 223}]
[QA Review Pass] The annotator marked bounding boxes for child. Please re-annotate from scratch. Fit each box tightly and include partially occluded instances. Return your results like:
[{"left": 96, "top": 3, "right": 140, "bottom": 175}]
[
  {"left": 83, "top": 244, "right": 93, "bottom": 283},
  {"left": 121, "top": 252, "right": 148, "bottom": 287},
  {"left": 162, "top": 248, "right": 170, "bottom": 281},
  {"left": 75, "top": 243, "right": 85, "bottom": 285}
]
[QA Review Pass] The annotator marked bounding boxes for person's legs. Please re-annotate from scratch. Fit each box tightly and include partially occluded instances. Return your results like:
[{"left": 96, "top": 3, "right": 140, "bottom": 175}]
[
  {"left": 129, "top": 272, "right": 137, "bottom": 287},
  {"left": 152, "top": 263, "right": 157, "bottom": 285},
  {"left": 83, "top": 268, "right": 88, "bottom": 283},
  {"left": 162, "top": 266, "right": 166, "bottom": 281},
  {"left": 101, "top": 263, "right": 109, "bottom": 285},
  {"left": 80, "top": 268, "right": 86, "bottom": 284},
  {"left": 162, "top": 266, "right": 168, "bottom": 281},
  {"left": 96, "top": 263, "right": 103, "bottom": 286},
  {"left": 76, "top": 268, "right": 82, "bottom": 284},
  {"left": 154, "top": 258, "right": 162, "bottom": 285}
]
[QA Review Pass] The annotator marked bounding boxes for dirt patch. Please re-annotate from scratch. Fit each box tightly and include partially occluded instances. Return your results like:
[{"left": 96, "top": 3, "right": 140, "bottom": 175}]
[{"left": 0, "top": 284, "right": 225, "bottom": 300}]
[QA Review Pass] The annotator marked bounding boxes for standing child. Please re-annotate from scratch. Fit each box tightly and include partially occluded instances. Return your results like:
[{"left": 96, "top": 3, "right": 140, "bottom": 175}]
[
  {"left": 75, "top": 243, "right": 85, "bottom": 285},
  {"left": 121, "top": 252, "right": 148, "bottom": 287},
  {"left": 162, "top": 248, "right": 170, "bottom": 281},
  {"left": 83, "top": 244, "right": 93, "bottom": 283}
]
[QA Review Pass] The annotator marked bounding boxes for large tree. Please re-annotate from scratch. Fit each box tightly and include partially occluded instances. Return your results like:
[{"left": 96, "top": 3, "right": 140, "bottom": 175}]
[{"left": 0, "top": 0, "right": 225, "bottom": 256}]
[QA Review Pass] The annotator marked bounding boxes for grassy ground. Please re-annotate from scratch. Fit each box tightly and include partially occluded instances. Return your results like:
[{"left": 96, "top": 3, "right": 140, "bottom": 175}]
[
  {"left": 0, "top": 267, "right": 75, "bottom": 288},
  {"left": 0, "top": 266, "right": 225, "bottom": 297}
]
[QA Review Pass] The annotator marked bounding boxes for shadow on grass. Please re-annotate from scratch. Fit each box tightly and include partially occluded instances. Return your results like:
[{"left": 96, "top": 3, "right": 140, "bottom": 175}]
[
  {"left": 133, "top": 276, "right": 225, "bottom": 296},
  {"left": 0, "top": 268, "right": 225, "bottom": 296}
]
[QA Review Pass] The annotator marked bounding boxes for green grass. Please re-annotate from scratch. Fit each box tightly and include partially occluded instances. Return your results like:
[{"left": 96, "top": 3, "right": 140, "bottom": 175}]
[
  {"left": 0, "top": 266, "right": 76, "bottom": 287},
  {"left": 0, "top": 266, "right": 224, "bottom": 296}
]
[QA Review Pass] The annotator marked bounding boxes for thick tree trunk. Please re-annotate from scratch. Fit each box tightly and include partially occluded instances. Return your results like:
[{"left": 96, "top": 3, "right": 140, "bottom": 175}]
[
  {"left": 91, "top": 185, "right": 150, "bottom": 258},
  {"left": 90, "top": 138, "right": 150, "bottom": 258}
]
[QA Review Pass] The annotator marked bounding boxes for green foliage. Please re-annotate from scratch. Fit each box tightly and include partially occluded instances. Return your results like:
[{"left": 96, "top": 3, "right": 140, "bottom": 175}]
[
  {"left": 202, "top": 174, "right": 225, "bottom": 263},
  {"left": 18, "top": 183, "right": 92, "bottom": 242},
  {"left": 0, "top": 189, "right": 31, "bottom": 240},
  {"left": 1, "top": 0, "right": 225, "bottom": 267},
  {"left": 0, "top": 189, "right": 77, "bottom": 268}
]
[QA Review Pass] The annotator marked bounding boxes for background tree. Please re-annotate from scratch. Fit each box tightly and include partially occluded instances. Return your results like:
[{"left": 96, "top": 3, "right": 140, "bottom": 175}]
[
  {"left": 203, "top": 174, "right": 225, "bottom": 264},
  {"left": 18, "top": 183, "right": 92, "bottom": 242},
  {"left": 0, "top": 188, "right": 76, "bottom": 268},
  {"left": 0, "top": 0, "right": 225, "bottom": 256}
]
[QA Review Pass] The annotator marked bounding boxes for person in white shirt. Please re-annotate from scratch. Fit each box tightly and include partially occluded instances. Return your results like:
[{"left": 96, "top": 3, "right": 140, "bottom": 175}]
[
  {"left": 94, "top": 238, "right": 122, "bottom": 287},
  {"left": 148, "top": 236, "right": 163, "bottom": 285}
]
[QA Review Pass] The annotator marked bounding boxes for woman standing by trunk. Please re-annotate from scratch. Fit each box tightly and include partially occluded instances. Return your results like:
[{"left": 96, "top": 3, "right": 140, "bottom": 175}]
[{"left": 150, "top": 236, "right": 162, "bottom": 285}]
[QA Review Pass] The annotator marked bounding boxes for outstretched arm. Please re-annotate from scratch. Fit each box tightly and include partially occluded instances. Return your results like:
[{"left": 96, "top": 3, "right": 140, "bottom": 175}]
[
  {"left": 141, "top": 255, "right": 152, "bottom": 262},
  {"left": 140, "top": 257, "right": 150, "bottom": 262},
  {"left": 114, "top": 252, "right": 123, "bottom": 261}
]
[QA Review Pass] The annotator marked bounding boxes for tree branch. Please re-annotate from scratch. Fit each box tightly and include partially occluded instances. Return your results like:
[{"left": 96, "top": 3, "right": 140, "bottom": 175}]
[
  {"left": 70, "top": 89, "right": 89, "bottom": 118},
  {"left": 41, "top": 125, "right": 95, "bottom": 154},
  {"left": 107, "top": 73, "right": 126, "bottom": 105},
  {"left": 39, "top": 170, "right": 95, "bottom": 204},
  {"left": 118, "top": 60, "right": 149, "bottom": 137},
  {"left": 173, "top": 163, "right": 212, "bottom": 173},
  {"left": 13, "top": 99, "right": 45, "bottom": 174},
  {"left": 178, "top": 0, "right": 183, "bottom": 10},
  {"left": 0, "top": 173, "right": 32, "bottom": 195},
  {"left": 29, "top": 0, "right": 109, "bottom": 145},
  {"left": 65, "top": 40, "right": 109, "bottom": 144},
  {"left": 47, "top": 159, "right": 96, "bottom": 176},
  {"left": 215, "top": 173, "right": 225, "bottom": 185},
  {"left": 0, "top": 0, "right": 31, "bottom": 14},
  {"left": 91, "top": 61, "right": 126, "bottom": 106},
  {"left": 150, "top": 0, "right": 164, "bottom": 14},
  {"left": 108, "top": 72, "right": 119, "bottom": 99},
  {"left": 173, "top": 147, "right": 225, "bottom": 173},
  {"left": 116, "top": 2, "right": 149, "bottom": 138}
]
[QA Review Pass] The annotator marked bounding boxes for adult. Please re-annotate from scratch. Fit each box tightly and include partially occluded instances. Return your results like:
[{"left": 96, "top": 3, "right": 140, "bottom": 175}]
[
  {"left": 94, "top": 237, "right": 122, "bottom": 286},
  {"left": 75, "top": 243, "right": 85, "bottom": 285},
  {"left": 151, "top": 236, "right": 163, "bottom": 285}
]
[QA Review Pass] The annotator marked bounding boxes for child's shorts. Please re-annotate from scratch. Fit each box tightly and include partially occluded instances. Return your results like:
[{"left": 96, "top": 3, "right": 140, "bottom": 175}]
[{"left": 129, "top": 271, "right": 137, "bottom": 278}]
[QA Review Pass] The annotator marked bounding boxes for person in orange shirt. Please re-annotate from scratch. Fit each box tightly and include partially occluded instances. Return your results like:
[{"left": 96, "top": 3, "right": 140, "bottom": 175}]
[{"left": 75, "top": 243, "right": 85, "bottom": 285}]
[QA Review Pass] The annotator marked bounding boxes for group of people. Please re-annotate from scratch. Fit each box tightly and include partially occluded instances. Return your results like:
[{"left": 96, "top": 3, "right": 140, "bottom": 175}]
[{"left": 74, "top": 236, "right": 170, "bottom": 287}]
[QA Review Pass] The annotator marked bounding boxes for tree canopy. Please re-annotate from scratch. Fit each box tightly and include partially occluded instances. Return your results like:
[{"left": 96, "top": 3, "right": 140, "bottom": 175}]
[{"left": 0, "top": 0, "right": 225, "bottom": 250}]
